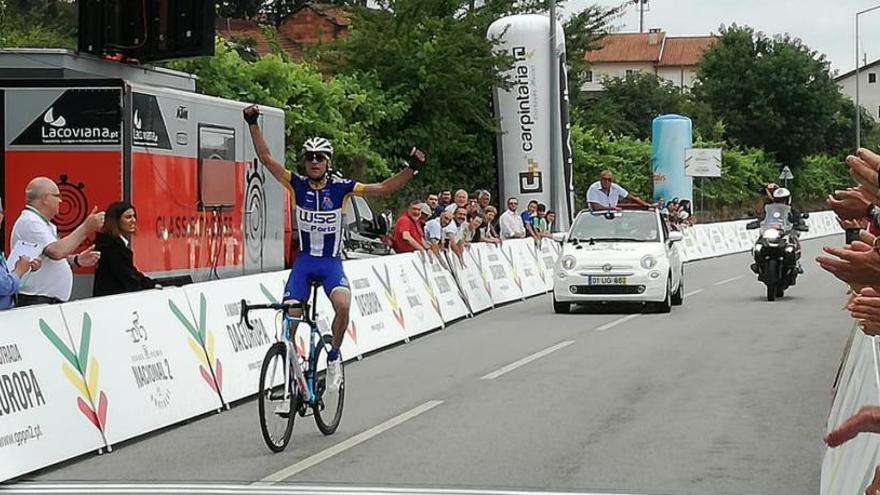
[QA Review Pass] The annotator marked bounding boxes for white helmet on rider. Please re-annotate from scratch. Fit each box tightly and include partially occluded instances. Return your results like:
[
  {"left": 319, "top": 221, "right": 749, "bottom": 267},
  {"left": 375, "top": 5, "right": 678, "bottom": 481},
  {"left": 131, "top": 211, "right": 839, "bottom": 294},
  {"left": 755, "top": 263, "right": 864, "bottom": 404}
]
[
  {"left": 772, "top": 187, "right": 791, "bottom": 204},
  {"left": 301, "top": 137, "right": 334, "bottom": 158}
]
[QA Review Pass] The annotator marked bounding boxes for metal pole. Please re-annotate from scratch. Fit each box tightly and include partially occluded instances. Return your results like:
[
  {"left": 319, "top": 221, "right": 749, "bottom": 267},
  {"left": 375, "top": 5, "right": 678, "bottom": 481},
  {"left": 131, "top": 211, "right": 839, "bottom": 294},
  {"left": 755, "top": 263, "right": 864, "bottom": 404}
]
[
  {"left": 854, "top": 5, "right": 880, "bottom": 150},
  {"left": 857, "top": 13, "right": 861, "bottom": 150},
  {"left": 639, "top": 0, "right": 645, "bottom": 33},
  {"left": 549, "top": 0, "right": 560, "bottom": 223}
]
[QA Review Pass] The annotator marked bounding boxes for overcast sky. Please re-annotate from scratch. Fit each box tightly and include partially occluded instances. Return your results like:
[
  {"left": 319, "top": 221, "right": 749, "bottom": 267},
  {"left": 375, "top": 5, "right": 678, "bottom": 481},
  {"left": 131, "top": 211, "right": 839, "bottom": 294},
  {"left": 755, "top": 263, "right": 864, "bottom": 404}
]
[{"left": 560, "top": 0, "right": 880, "bottom": 74}]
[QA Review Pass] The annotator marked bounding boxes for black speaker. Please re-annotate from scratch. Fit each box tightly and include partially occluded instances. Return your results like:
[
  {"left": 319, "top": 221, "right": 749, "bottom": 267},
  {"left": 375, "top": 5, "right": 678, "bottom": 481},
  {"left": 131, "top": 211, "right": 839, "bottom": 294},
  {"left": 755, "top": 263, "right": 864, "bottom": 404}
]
[{"left": 78, "top": 0, "right": 215, "bottom": 63}]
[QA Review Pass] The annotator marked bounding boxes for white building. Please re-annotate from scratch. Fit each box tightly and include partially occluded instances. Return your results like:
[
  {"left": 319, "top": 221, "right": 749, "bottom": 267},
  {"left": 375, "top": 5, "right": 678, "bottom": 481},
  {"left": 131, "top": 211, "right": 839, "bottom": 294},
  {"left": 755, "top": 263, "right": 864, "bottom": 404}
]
[
  {"left": 584, "top": 29, "right": 717, "bottom": 92},
  {"left": 835, "top": 60, "right": 880, "bottom": 121}
]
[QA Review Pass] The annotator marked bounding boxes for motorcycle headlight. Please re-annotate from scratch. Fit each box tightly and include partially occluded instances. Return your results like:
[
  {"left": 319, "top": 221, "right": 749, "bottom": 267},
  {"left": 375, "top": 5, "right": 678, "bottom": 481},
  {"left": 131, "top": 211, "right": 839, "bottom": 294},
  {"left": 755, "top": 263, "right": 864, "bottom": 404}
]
[
  {"left": 762, "top": 229, "right": 781, "bottom": 241},
  {"left": 640, "top": 255, "right": 657, "bottom": 269},
  {"left": 753, "top": 243, "right": 763, "bottom": 252},
  {"left": 561, "top": 256, "right": 576, "bottom": 270}
]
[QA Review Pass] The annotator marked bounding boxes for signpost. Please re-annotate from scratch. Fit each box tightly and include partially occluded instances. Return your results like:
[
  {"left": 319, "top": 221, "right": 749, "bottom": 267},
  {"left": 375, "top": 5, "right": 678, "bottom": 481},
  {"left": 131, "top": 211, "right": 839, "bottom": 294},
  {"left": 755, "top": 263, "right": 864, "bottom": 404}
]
[
  {"left": 779, "top": 165, "right": 794, "bottom": 188},
  {"left": 685, "top": 148, "right": 723, "bottom": 217}
]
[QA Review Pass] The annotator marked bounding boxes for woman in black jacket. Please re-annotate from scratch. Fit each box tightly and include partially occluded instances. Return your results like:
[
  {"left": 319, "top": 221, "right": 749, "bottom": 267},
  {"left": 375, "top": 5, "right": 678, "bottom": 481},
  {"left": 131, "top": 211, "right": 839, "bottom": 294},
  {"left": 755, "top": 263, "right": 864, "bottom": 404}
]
[{"left": 93, "top": 201, "right": 158, "bottom": 297}]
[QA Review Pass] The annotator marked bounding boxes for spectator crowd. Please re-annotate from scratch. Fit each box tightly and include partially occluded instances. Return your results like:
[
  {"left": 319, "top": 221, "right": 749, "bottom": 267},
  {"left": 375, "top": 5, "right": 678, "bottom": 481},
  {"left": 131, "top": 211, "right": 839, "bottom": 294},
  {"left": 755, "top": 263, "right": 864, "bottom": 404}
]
[
  {"left": 816, "top": 147, "right": 880, "bottom": 494},
  {"left": 390, "top": 169, "right": 696, "bottom": 264}
]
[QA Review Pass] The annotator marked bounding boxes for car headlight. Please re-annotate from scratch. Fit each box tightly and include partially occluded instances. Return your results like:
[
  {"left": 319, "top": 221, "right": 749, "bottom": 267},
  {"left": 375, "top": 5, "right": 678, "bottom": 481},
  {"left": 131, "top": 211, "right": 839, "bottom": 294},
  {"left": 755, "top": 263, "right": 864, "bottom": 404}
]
[
  {"left": 640, "top": 255, "right": 657, "bottom": 269},
  {"left": 762, "top": 229, "right": 780, "bottom": 240},
  {"left": 561, "top": 256, "right": 576, "bottom": 270}
]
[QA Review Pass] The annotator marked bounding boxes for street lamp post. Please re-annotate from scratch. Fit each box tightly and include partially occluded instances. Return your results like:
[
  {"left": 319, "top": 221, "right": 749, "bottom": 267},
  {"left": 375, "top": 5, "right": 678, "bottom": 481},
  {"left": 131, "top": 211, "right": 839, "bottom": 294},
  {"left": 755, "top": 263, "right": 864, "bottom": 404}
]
[{"left": 856, "top": 5, "right": 880, "bottom": 150}]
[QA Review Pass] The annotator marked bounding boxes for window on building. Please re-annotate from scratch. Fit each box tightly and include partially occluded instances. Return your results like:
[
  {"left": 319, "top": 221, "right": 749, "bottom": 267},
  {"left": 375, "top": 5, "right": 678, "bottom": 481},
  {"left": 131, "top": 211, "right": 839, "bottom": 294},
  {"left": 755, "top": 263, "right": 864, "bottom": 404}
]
[
  {"left": 870, "top": 73, "right": 877, "bottom": 84},
  {"left": 585, "top": 70, "right": 593, "bottom": 83},
  {"left": 198, "top": 126, "right": 236, "bottom": 209}
]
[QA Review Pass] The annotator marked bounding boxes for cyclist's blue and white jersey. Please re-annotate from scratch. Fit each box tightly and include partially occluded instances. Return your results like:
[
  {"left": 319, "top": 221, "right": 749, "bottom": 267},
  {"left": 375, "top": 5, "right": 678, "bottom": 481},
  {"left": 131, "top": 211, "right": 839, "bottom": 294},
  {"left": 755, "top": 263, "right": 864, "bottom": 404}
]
[{"left": 290, "top": 174, "right": 364, "bottom": 258}]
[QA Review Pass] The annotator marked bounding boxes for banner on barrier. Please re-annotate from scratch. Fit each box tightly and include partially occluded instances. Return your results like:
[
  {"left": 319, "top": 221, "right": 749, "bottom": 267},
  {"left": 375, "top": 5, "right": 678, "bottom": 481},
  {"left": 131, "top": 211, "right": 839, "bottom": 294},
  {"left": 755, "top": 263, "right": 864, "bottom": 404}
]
[
  {"left": 0, "top": 306, "right": 107, "bottom": 481},
  {"left": 423, "top": 252, "right": 470, "bottom": 324},
  {"left": 372, "top": 253, "right": 445, "bottom": 339},
  {"left": 59, "top": 289, "right": 225, "bottom": 447},
  {"left": 539, "top": 239, "right": 559, "bottom": 291},
  {"left": 344, "top": 258, "right": 410, "bottom": 355},
  {"left": 476, "top": 243, "right": 522, "bottom": 304},
  {"left": 503, "top": 239, "right": 546, "bottom": 298},
  {"left": 449, "top": 248, "right": 494, "bottom": 315},
  {"left": 182, "top": 274, "right": 286, "bottom": 404},
  {"left": 821, "top": 332, "right": 880, "bottom": 495},
  {"left": 694, "top": 226, "right": 717, "bottom": 258}
]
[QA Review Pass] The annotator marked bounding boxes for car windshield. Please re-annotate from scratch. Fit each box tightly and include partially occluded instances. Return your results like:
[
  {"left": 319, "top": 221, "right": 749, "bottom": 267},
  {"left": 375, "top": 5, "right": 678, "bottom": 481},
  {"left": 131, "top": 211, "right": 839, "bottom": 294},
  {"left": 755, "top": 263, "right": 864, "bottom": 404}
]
[{"left": 569, "top": 210, "right": 660, "bottom": 242}]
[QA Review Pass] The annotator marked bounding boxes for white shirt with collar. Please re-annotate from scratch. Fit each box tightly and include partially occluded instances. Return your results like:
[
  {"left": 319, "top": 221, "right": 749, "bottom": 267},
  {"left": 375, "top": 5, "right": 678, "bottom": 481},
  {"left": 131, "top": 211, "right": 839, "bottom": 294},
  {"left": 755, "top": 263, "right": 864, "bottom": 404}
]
[
  {"left": 11, "top": 207, "right": 73, "bottom": 301},
  {"left": 499, "top": 209, "right": 526, "bottom": 239},
  {"left": 586, "top": 181, "right": 629, "bottom": 209}
]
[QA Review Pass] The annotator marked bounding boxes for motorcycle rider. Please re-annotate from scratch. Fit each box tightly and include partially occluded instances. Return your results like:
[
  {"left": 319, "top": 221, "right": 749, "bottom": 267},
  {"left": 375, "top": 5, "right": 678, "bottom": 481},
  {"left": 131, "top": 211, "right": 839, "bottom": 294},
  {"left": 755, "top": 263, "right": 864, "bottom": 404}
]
[{"left": 751, "top": 187, "right": 806, "bottom": 278}]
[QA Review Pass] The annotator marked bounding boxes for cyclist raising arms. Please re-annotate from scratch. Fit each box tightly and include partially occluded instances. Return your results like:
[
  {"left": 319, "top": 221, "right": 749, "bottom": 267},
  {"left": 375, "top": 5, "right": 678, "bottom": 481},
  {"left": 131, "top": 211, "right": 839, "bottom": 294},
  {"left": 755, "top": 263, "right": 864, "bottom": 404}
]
[{"left": 243, "top": 105, "right": 425, "bottom": 392}]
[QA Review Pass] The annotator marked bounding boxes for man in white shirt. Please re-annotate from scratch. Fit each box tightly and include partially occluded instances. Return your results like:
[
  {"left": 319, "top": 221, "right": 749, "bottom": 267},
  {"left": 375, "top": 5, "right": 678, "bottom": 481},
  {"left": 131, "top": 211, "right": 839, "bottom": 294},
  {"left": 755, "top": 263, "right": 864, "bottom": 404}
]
[
  {"left": 499, "top": 197, "right": 526, "bottom": 239},
  {"left": 11, "top": 177, "right": 105, "bottom": 306},
  {"left": 424, "top": 211, "right": 453, "bottom": 256},
  {"left": 586, "top": 170, "right": 652, "bottom": 211}
]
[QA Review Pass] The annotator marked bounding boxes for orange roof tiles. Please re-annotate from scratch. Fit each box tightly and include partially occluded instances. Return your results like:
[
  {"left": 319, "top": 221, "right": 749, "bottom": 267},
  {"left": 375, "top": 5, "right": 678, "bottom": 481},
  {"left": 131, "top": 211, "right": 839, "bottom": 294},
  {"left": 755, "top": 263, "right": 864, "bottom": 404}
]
[
  {"left": 658, "top": 36, "right": 718, "bottom": 67},
  {"left": 585, "top": 32, "right": 718, "bottom": 67},
  {"left": 585, "top": 32, "right": 665, "bottom": 63}
]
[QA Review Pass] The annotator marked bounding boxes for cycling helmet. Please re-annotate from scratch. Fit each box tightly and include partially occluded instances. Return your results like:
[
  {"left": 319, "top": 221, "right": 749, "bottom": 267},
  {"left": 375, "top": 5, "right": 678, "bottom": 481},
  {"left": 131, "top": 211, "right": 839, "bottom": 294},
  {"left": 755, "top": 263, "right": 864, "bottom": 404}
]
[
  {"left": 301, "top": 137, "right": 334, "bottom": 158},
  {"left": 772, "top": 187, "right": 791, "bottom": 204}
]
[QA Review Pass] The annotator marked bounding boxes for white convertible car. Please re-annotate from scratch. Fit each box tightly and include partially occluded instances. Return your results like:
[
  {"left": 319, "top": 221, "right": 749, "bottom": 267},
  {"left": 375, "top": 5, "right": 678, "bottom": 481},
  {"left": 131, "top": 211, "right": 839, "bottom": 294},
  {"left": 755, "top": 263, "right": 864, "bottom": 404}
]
[{"left": 552, "top": 208, "right": 685, "bottom": 313}]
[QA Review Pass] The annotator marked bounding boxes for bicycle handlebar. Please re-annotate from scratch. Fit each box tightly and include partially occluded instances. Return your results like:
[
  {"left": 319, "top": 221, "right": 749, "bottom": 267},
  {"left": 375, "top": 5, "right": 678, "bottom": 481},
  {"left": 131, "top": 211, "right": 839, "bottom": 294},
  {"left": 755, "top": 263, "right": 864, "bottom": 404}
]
[{"left": 239, "top": 300, "right": 310, "bottom": 330}]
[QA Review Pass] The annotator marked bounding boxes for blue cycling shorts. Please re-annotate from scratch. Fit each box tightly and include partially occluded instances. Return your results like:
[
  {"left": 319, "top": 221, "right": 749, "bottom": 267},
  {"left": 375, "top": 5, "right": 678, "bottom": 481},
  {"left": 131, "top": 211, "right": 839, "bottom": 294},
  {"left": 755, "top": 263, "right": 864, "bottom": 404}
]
[{"left": 283, "top": 254, "right": 350, "bottom": 303}]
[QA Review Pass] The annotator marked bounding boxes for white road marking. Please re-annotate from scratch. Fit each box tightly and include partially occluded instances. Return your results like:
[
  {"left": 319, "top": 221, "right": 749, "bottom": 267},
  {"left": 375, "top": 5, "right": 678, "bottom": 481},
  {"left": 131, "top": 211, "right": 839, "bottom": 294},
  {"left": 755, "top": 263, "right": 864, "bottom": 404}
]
[
  {"left": 713, "top": 275, "right": 744, "bottom": 286},
  {"left": 595, "top": 314, "right": 641, "bottom": 332},
  {"left": 4, "top": 484, "right": 652, "bottom": 495},
  {"left": 480, "top": 341, "right": 575, "bottom": 380},
  {"left": 257, "top": 400, "right": 444, "bottom": 483},
  {"left": 685, "top": 288, "right": 705, "bottom": 298}
]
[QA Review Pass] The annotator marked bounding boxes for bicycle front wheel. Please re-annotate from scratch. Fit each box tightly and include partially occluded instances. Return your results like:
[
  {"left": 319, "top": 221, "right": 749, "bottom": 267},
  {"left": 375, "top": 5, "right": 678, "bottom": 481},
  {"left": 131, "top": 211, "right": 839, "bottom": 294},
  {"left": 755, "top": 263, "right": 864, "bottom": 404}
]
[
  {"left": 258, "top": 342, "right": 295, "bottom": 452},
  {"left": 313, "top": 335, "right": 345, "bottom": 435}
]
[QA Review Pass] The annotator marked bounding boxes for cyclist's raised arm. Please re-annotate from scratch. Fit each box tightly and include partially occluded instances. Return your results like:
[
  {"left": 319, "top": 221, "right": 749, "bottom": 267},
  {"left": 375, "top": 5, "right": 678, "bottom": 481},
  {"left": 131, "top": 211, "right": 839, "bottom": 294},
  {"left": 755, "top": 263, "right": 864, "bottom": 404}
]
[
  {"left": 357, "top": 147, "right": 426, "bottom": 198},
  {"left": 244, "top": 105, "right": 292, "bottom": 188}
]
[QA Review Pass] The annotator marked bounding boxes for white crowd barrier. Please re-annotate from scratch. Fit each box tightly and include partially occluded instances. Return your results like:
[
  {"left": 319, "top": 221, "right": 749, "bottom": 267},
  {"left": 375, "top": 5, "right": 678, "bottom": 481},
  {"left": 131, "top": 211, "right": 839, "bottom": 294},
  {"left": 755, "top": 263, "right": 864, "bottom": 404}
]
[
  {"left": 676, "top": 210, "right": 844, "bottom": 262},
  {"left": 821, "top": 328, "right": 880, "bottom": 495},
  {"left": 0, "top": 212, "right": 846, "bottom": 481}
]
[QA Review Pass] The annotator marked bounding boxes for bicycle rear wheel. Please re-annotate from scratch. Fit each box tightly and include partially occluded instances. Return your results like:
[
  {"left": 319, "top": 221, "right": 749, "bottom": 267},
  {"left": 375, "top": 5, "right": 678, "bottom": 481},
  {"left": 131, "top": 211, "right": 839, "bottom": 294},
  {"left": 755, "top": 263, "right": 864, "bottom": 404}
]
[
  {"left": 258, "top": 342, "right": 295, "bottom": 452},
  {"left": 313, "top": 335, "right": 345, "bottom": 435}
]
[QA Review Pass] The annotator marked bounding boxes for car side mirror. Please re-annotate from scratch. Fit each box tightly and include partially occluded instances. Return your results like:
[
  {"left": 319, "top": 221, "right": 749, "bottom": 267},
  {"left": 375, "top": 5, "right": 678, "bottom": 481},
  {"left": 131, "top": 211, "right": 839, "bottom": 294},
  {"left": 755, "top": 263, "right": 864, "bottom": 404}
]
[
  {"left": 746, "top": 220, "right": 760, "bottom": 230},
  {"left": 552, "top": 232, "right": 567, "bottom": 243},
  {"left": 668, "top": 231, "right": 683, "bottom": 243}
]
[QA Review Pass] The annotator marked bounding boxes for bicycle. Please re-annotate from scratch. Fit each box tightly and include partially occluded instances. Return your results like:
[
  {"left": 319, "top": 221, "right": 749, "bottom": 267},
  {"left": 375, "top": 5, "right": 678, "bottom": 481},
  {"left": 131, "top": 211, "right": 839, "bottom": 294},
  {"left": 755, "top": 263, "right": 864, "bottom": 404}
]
[{"left": 240, "top": 283, "right": 345, "bottom": 453}]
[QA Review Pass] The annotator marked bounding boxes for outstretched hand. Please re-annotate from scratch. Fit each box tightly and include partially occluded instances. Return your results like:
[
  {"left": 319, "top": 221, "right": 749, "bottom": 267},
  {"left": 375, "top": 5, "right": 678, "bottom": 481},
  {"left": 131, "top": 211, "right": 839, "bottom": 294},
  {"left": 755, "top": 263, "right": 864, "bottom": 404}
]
[
  {"left": 243, "top": 104, "right": 260, "bottom": 125},
  {"left": 409, "top": 147, "right": 426, "bottom": 164}
]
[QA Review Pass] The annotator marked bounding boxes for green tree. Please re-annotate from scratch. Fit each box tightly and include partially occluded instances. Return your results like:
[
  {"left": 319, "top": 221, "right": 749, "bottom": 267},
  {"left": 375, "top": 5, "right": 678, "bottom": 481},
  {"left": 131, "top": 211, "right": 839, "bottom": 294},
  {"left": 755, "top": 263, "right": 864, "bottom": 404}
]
[
  {"left": 575, "top": 72, "right": 690, "bottom": 140},
  {"left": 693, "top": 25, "right": 849, "bottom": 166},
  {"left": 0, "top": 0, "right": 76, "bottom": 49},
  {"left": 170, "top": 40, "right": 406, "bottom": 179}
]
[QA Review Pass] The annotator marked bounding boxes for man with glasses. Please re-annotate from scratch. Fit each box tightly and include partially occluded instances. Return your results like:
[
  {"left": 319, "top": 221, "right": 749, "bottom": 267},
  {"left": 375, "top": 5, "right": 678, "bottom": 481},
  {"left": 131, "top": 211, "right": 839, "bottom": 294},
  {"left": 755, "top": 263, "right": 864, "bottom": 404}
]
[
  {"left": 587, "top": 170, "right": 652, "bottom": 211},
  {"left": 0, "top": 195, "right": 42, "bottom": 310},
  {"left": 244, "top": 105, "right": 425, "bottom": 392},
  {"left": 10, "top": 177, "right": 104, "bottom": 306},
  {"left": 500, "top": 196, "right": 526, "bottom": 240}
]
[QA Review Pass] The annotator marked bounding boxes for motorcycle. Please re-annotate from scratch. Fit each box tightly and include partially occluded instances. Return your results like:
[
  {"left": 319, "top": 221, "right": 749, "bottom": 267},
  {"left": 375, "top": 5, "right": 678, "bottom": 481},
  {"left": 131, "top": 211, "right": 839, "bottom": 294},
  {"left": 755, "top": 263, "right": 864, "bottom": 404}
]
[{"left": 746, "top": 204, "right": 809, "bottom": 301}]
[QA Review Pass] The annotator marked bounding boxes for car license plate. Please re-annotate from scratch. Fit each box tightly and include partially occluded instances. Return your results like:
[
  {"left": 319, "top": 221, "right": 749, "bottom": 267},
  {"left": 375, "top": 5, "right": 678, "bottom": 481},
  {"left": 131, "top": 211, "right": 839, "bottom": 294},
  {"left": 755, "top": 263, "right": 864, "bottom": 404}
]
[{"left": 588, "top": 276, "right": 627, "bottom": 285}]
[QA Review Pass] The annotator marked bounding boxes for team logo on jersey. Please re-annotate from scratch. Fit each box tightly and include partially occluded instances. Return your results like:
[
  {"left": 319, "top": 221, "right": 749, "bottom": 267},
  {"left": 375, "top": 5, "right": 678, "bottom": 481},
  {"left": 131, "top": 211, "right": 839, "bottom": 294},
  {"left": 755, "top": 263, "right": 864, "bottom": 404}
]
[{"left": 322, "top": 195, "right": 334, "bottom": 210}]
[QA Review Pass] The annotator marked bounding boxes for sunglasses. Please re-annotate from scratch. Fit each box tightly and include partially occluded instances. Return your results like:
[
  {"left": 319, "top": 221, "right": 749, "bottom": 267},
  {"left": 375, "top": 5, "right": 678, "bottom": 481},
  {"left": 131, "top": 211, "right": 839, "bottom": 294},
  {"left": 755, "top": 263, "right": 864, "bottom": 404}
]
[{"left": 304, "top": 152, "right": 329, "bottom": 163}]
